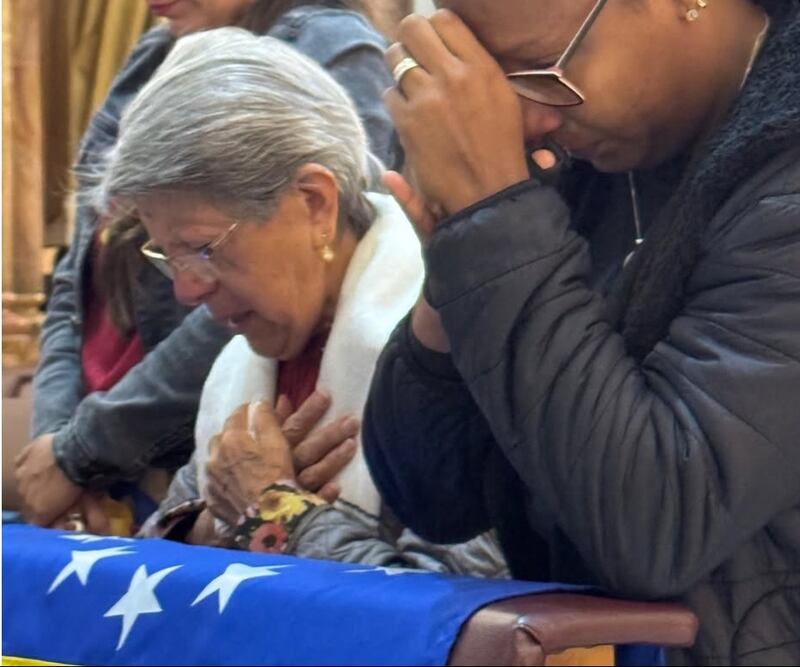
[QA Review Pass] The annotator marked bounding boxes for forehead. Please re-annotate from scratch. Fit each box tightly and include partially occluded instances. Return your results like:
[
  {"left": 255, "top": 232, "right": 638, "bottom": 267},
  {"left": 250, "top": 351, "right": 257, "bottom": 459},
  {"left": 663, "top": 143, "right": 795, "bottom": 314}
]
[
  {"left": 438, "top": 0, "right": 595, "bottom": 62},
  {"left": 136, "top": 191, "right": 235, "bottom": 239},
  {"left": 138, "top": 191, "right": 217, "bottom": 221}
]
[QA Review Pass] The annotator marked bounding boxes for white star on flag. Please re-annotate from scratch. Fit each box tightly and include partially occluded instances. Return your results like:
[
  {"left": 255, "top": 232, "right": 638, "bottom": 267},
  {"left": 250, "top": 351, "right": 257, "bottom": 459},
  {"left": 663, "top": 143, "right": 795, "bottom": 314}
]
[
  {"left": 48, "top": 546, "right": 135, "bottom": 594},
  {"left": 60, "top": 534, "right": 134, "bottom": 544},
  {"left": 344, "top": 566, "right": 433, "bottom": 576},
  {"left": 192, "top": 563, "right": 292, "bottom": 613},
  {"left": 104, "top": 564, "right": 182, "bottom": 650}
]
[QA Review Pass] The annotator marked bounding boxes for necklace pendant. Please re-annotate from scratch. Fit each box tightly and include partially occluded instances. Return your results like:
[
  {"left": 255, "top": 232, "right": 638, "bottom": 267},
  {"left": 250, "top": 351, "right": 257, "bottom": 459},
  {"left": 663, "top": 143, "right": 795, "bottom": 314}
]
[{"left": 624, "top": 239, "right": 645, "bottom": 269}]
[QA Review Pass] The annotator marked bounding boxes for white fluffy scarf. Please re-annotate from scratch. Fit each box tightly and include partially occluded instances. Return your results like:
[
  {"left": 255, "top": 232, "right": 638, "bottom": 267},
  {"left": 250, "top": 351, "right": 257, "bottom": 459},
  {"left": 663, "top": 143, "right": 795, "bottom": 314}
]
[{"left": 194, "top": 193, "right": 424, "bottom": 516}]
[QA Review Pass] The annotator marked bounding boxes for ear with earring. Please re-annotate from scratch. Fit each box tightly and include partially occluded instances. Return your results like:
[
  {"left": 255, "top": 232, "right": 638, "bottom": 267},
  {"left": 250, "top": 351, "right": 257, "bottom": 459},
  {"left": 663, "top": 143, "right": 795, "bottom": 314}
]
[
  {"left": 319, "top": 232, "right": 335, "bottom": 263},
  {"left": 686, "top": 0, "right": 708, "bottom": 22}
]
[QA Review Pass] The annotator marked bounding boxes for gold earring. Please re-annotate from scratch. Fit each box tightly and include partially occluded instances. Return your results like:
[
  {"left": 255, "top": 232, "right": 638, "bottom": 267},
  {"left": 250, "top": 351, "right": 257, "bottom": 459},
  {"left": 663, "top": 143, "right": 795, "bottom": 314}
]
[
  {"left": 686, "top": 0, "right": 707, "bottom": 22},
  {"left": 320, "top": 234, "right": 335, "bottom": 263}
]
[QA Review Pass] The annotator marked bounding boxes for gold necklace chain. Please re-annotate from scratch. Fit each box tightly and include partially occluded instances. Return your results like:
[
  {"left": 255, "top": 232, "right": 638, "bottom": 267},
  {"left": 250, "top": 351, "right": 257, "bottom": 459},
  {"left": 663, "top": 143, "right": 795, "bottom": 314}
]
[{"left": 740, "top": 13, "right": 771, "bottom": 92}]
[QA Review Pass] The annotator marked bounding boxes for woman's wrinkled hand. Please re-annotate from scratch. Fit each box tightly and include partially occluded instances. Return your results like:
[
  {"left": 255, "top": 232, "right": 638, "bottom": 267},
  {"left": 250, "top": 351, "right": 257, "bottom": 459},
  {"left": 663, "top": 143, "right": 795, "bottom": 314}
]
[
  {"left": 205, "top": 395, "right": 359, "bottom": 525},
  {"left": 186, "top": 508, "right": 233, "bottom": 548},
  {"left": 205, "top": 401, "right": 295, "bottom": 525},
  {"left": 15, "top": 434, "right": 84, "bottom": 527},
  {"left": 385, "top": 10, "right": 529, "bottom": 217}
]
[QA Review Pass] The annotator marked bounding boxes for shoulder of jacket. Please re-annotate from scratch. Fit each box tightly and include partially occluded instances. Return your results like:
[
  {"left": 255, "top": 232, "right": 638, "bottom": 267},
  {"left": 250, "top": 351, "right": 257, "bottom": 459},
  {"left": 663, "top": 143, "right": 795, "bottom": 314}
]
[
  {"left": 109, "top": 24, "right": 175, "bottom": 95},
  {"left": 128, "top": 24, "right": 176, "bottom": 64},
  {"left": 268, "top": 7, "right": 387, "bottom": 65},
  {"left": 708, "top": 145, "right": 800, "bottom": 247},
  {"left": 734, "top": 146, "right": 800, "bottom": 203}
]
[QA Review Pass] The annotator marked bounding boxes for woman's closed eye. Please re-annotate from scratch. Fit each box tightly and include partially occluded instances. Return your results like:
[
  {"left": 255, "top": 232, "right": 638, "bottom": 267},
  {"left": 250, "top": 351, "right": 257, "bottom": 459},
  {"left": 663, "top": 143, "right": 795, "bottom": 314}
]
[
  {"left": 194, "top": 242, "right": 214, "bottom": 258},
  {"left": 176, "top": 238, "right": 217, "bottom": 257}
]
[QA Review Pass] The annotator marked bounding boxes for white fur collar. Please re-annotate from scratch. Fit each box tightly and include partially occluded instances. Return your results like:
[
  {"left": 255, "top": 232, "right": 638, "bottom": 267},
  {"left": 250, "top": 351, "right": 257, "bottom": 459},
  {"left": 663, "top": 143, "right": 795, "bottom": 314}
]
[{"left": 194, "top": 193, "right": 423, "bottom": 516}]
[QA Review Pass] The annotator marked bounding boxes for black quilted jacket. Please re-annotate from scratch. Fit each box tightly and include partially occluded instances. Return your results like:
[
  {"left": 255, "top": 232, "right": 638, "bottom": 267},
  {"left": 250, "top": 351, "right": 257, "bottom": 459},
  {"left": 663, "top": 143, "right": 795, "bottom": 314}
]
[{"left": 364, "top": 6, "right": 800, "bottom": 665}]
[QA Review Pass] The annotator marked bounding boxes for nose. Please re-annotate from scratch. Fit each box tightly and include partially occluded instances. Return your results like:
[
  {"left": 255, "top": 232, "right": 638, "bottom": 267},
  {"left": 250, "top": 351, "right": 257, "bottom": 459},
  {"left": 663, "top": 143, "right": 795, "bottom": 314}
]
[
  {"left": 520, "top": 99, "right": 564, "bottom": 145},
  {"left": 172, "top": 269, "right": 216, "bottom": 306}
]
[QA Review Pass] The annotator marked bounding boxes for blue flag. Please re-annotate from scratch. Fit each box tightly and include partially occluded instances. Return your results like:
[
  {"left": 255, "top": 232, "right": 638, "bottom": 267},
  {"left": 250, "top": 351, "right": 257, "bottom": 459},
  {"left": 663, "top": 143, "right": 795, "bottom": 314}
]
[{"left": 4, "top": 525, "right": 588, "bottom": 666}]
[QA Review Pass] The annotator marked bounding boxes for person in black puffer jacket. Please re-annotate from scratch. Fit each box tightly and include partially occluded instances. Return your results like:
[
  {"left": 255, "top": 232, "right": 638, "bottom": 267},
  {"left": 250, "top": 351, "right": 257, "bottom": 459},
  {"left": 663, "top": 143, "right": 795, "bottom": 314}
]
[{"left": 364, "top": 1, "right": 800, "bottom": 664}]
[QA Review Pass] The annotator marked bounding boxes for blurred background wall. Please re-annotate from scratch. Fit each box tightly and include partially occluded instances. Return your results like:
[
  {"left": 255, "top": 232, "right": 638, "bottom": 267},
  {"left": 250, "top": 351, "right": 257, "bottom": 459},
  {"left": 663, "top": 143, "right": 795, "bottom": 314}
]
[{"left": 3, "top": 0, "right": 155, "bottom": 366}]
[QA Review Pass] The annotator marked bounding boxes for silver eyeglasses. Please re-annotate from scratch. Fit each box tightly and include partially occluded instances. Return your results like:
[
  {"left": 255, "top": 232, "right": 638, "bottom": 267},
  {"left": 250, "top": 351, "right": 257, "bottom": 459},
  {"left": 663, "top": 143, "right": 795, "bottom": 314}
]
[
  {"left": 140, "top": 222, "right": 240, "bottom": 283},
  {"left": 506, "top": 0, "right": 609, "bottom": 107}
]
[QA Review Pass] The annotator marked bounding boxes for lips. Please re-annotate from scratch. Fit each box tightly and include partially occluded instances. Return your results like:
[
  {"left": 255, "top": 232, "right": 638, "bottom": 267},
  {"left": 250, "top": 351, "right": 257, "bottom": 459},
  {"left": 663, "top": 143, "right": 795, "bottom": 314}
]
[
  {"left": 148, "top": 1, "right": 180, "bottom": 17},
  {"left": 211, "top": 310, "right": 254, "bottom": 331},
  {"left": 564, "top": 139, "right": 605, "bottom": 162}
]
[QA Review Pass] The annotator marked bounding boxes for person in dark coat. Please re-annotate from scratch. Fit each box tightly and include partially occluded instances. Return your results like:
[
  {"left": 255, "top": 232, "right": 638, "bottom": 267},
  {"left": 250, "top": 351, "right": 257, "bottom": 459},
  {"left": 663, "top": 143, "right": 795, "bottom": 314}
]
[{"left": 363, "top": 1, "right": 800, "bottom": 664}]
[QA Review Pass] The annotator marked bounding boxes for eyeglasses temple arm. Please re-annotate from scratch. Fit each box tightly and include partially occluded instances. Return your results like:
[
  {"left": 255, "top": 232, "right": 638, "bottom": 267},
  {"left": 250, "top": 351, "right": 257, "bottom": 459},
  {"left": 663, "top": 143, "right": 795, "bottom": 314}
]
[
  {"left": 556, "top": 0, "right": 609, "bottom": 69},
  {"left": 207, "top": 222, "right": 240, "bottom": 254}
]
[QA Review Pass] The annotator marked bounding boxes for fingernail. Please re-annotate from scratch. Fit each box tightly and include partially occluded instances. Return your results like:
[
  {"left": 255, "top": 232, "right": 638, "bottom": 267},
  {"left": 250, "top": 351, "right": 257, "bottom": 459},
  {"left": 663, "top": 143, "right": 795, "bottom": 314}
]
[
  {"left": 315, "top": 390, "right": 332, "bottom": 402},
  {"left": 343, "top": 417, "right": 360, "bottom": 435},
  {"left": 344, "top": 438, "right": 358, "bottom": 454},
  {"left": 532, "top": 149, "right": 558, "bottom": 171}
]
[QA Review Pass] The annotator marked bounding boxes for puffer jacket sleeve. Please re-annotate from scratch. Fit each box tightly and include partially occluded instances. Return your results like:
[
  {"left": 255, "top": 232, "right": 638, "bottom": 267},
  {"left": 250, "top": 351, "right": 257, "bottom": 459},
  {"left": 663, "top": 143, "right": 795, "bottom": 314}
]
[
  {"left": 142, "top": 467, "right": 509, "bottom": 577},
  {"left": 137, "top": 453, "right": 202, "bottom": 538},
  {"left": 363, "top": 316, "right": 496, "bottom": 544},
  {"left": 415, "top": 177, "right": 800, "bottom": 599},
  {"left": 289, "top": 502, "right": 508, "bottom": 577}
]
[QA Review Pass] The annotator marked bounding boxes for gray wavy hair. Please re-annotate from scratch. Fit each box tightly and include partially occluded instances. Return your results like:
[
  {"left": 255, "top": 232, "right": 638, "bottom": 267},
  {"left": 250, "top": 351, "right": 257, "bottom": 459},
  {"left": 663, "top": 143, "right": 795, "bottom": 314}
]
[{"left": 95, "top": 28, "right": 377, "bottom": 236}]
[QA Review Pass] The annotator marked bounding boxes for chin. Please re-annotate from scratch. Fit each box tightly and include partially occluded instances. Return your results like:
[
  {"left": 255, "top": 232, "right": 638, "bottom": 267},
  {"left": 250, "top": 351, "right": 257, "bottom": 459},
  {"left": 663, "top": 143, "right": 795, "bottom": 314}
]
[
  {"left": 586, "top": 148, "right": 639, "bottom": 173},
  {"left": 246, "top": 332, "right": 311, "bottom": 362},
  {"left": 167, "top": 21, "right": 188, "bottom": 36},
  {"left": 577, "top": 137, "right": 654, "bottom": 173},
  {"left": 166, "top": 18, "right": 200, "bottom": 37},
  {"left": 244, "top": 334, "right": 286, "bottom": 360}
]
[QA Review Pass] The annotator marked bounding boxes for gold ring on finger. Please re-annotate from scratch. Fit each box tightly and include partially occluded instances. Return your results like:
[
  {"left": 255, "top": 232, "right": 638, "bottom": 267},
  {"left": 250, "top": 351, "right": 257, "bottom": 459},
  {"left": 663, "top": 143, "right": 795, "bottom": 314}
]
[{"left": 64, "top": 512, "right": 86, "bottom": 532}]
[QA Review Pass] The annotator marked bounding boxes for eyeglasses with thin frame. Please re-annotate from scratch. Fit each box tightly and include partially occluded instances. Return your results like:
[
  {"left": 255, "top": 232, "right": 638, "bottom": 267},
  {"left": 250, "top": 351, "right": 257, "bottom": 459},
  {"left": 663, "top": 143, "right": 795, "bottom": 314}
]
[
  {"left": 140, "top": 222, "right": 240, "bottom": 283},
  {"left": 506, "top": 0, "right": 609, "bottom": 107}
]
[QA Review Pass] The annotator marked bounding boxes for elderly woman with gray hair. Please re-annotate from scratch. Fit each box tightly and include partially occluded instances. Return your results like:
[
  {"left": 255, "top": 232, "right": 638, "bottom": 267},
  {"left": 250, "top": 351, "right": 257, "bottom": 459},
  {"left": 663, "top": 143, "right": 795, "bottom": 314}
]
[
  {"left": 17, "top": 0, "right": 398, "bottom": 535},
  {"left": 97, "top": 29, "right": 504, "bottom": 575}
]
